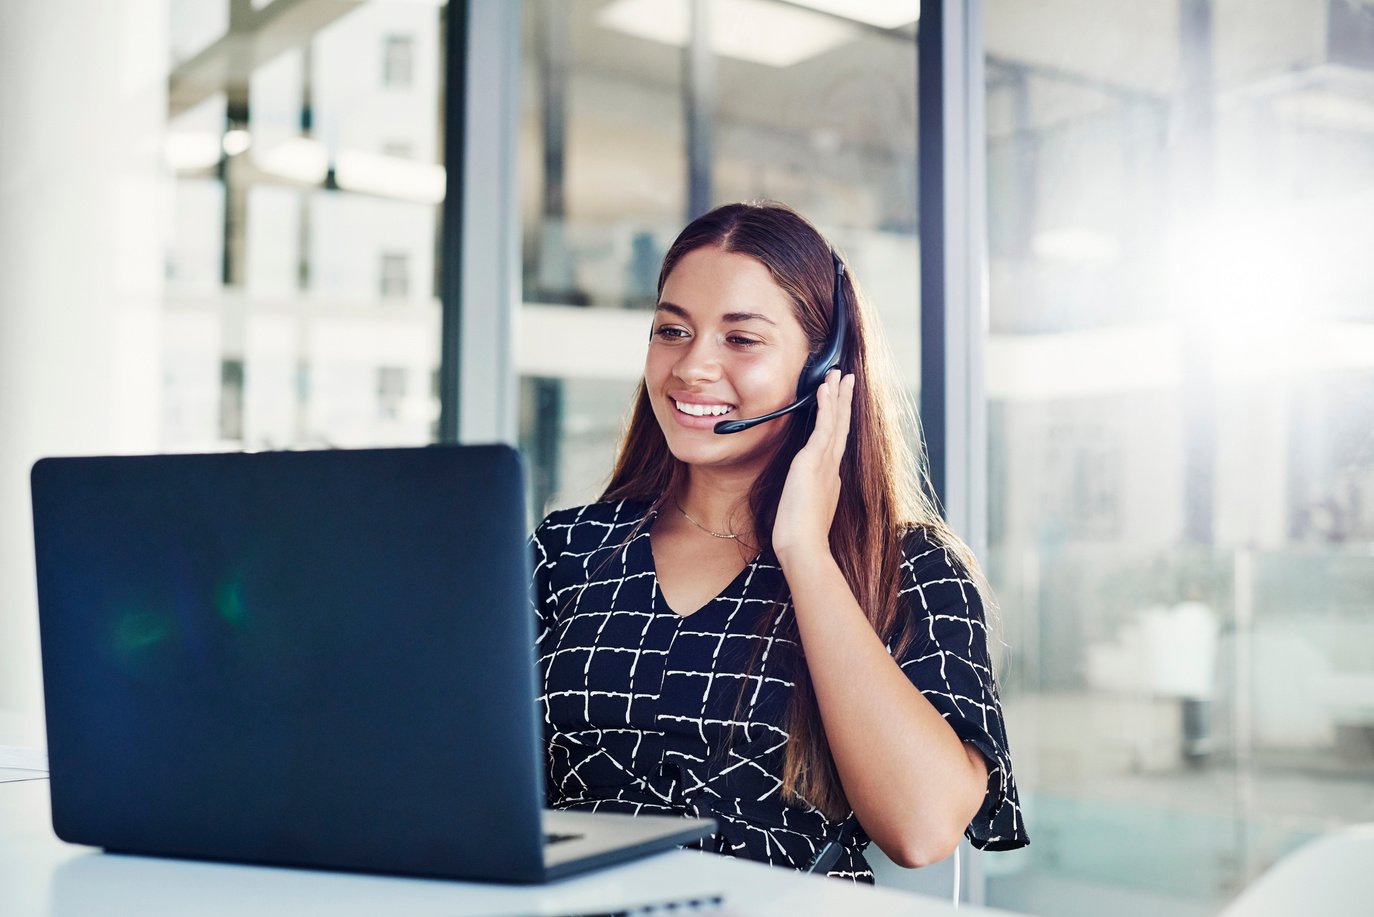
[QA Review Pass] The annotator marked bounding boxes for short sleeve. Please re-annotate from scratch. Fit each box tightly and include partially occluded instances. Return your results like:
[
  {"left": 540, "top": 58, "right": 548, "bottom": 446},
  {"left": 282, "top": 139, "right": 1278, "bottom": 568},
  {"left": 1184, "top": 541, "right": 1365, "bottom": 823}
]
[{"left": 894, "top": 532, "right": 1029, "bottom": 851}]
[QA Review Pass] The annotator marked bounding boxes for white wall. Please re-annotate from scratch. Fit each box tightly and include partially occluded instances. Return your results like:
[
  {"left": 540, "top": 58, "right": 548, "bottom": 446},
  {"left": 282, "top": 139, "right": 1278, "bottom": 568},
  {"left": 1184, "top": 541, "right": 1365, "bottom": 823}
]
[{"left": 0, "top": 0, "right": 169, "bottom": 749}]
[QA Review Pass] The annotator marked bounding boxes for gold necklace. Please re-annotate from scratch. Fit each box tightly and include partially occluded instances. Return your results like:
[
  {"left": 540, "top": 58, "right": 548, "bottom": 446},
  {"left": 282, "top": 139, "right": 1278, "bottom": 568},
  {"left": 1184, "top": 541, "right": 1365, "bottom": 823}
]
[{"left": 675, "top": 497, "right": 741, "bottom": 540}]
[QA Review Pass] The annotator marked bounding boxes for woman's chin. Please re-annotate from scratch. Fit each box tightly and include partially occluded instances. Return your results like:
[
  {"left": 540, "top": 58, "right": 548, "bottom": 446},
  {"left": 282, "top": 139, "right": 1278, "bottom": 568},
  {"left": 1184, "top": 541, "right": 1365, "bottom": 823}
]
[{"left": 662, "top": 427, "right": 782, "bottom": 472}]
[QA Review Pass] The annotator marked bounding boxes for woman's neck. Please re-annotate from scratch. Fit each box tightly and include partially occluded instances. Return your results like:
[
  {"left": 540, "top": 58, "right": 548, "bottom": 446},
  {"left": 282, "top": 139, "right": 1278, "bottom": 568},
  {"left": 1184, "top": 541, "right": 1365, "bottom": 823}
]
[{"left": 676, "top": 465, "right": 756, "bottom": 537}]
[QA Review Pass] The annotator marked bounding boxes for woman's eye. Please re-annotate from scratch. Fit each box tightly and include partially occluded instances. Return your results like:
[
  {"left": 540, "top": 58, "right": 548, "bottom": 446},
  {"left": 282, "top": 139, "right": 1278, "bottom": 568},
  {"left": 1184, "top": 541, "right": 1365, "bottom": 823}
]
[
  {"left": 728, "top": 335, "right": 762, "bottom": 347},
  {"left": 654, "top": 326, "right": 689, "bottom": 340}
]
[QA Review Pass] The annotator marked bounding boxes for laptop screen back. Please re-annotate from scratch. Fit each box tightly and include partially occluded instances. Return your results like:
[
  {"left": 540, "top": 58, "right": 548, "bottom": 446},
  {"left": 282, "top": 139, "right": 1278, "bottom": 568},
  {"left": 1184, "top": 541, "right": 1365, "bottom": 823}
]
[{"left": 31, "top": 445, "right": 547, "bottom": 881}]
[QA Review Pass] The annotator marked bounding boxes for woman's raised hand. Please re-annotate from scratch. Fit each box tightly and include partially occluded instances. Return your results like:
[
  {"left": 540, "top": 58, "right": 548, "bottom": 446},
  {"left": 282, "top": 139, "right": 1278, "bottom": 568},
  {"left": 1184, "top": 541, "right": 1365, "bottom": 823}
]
[{"left": 772, "top": 369, "right": 855, "bottom": 566}]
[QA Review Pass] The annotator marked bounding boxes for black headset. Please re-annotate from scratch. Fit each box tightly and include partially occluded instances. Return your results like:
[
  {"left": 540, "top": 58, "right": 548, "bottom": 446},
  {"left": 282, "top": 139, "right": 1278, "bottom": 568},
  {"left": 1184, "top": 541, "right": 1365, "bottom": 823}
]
[{"left": 713, "top": 250, "right": 849, "bottom": 435}]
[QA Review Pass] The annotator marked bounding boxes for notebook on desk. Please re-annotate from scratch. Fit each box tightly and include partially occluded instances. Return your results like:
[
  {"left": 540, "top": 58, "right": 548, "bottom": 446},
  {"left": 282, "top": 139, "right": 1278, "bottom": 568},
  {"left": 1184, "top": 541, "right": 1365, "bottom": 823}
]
[{"left": 30, "top": 445, "right": 714, "bottom": 883}]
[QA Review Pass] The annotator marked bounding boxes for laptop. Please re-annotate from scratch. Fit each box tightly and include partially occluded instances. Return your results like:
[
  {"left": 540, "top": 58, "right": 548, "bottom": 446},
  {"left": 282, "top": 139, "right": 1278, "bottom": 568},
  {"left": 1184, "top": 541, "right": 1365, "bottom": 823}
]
[{"left": 30, "top": 444, "right": 715, "bottom": 883}]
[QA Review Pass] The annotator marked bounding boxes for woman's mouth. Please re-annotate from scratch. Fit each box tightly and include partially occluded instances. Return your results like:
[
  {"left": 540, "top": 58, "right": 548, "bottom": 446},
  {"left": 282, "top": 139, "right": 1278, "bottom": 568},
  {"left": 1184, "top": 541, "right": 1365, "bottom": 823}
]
[{"left": 673, "top": 399, "right": 736, "bottom": 418}]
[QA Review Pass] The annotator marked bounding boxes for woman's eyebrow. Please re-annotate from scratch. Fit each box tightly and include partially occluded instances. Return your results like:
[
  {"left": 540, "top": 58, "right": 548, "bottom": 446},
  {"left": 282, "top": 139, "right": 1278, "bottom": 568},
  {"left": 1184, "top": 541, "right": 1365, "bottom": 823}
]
[
  {"left": 655, "top": 301, "right": 776, "bottom": 325},
  {"left": 654, "top": 302, "right": 691, "bottom": 319},
  {"left": 723, "top": 311, "right": 776, "bottom": 325}
]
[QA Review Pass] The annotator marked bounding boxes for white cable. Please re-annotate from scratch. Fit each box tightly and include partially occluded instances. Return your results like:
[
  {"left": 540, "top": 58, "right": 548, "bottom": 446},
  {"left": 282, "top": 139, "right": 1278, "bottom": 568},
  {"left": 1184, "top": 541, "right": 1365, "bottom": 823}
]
[{"left": 952, "top": 845, "right": 961, "bottom": 909}]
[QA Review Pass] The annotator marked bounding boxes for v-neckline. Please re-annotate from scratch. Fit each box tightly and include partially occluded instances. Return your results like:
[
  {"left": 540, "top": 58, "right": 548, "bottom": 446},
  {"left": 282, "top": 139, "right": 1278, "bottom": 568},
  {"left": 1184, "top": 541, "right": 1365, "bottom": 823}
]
[{"left": 640, "top": 516, "right": 759, "bottom": 619}]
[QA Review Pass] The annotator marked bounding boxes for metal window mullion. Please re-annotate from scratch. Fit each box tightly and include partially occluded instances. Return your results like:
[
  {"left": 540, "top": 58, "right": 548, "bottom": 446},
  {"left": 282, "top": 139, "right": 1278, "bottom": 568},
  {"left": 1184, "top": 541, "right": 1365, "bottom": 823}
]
[
  {"left": 919, "top": 0, "right": 989, "bottom": 903},
  {"left": 920, "top": 0, "right": 988, "bottom": 554},
  {"left": 685, "top": 0, "right": 715, "bottom": 220},
  {"left": 961, "top": 0, "right": 989, "bottom": 567},
  {"left": 439, "top": 0, "right": 521, "bottom": 445}
]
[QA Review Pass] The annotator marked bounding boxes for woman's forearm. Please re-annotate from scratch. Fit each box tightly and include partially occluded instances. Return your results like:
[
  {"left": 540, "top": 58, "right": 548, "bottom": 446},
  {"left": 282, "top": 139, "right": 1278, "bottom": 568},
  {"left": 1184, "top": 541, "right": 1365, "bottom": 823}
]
[{"left": 778, "top": 546, "right": 987, "bottom": 868}]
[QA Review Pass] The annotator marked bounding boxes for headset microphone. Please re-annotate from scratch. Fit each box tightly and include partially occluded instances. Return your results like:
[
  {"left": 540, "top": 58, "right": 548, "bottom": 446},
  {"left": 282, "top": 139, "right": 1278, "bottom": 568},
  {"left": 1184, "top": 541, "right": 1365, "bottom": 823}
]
[{"left": 714, "top": 250, "right": 849, "bottom": 435}]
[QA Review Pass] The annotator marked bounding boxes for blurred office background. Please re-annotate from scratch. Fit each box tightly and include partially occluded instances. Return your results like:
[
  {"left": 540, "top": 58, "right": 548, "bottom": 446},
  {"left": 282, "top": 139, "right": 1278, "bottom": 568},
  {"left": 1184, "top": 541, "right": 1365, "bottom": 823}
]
[{"left": 1, "top": 1, "right": 1372, "bottom": 914}]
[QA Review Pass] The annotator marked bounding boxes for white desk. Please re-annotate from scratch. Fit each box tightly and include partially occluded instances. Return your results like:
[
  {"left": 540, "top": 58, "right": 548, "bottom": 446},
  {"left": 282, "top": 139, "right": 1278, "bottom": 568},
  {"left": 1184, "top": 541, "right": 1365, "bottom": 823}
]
[{"left": 0, "top": 777, "right": 1019, "bottom": 916}]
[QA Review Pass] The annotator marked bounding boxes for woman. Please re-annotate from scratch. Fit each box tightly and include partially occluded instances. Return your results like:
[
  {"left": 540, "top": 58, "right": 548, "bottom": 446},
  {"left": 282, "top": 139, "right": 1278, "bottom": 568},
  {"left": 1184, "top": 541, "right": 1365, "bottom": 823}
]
[{"left": 532, "top": 201, "right": 1027, "bottom": 882}]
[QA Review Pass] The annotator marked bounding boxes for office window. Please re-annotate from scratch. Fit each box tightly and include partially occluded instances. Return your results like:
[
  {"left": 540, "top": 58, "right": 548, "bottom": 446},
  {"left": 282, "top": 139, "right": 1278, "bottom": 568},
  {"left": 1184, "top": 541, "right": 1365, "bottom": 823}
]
[
  {"left": 984, "top": 1, "right": 1374, "bottom": 914},
  {"left": 1033, "top": 416, "right": 1123, "bottom": 541},
  {"left": 518, "top": 0, "right": 922, "bottom": 516},
  {"left": 0, "top": 0, "right": 448, "bottom": 749},
  {"left": 383, "top": 33, "right": 414, "bottom": 88},
  {"left": 219, "top": 359, "right": 245, "bottom": 442},
  {"left": 379, "top": 251, "right": 410, "bottom": 299},
  {"left": 376, "top": 366, "right": 407, "bottom": 420}
]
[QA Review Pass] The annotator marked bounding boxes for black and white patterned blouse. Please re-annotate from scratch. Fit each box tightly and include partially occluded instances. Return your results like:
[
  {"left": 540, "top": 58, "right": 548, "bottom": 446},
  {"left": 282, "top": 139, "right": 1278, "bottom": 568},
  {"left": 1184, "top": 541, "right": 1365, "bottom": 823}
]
[{"left": 532, "top": 499, "right": 1027, "bottom": 882}]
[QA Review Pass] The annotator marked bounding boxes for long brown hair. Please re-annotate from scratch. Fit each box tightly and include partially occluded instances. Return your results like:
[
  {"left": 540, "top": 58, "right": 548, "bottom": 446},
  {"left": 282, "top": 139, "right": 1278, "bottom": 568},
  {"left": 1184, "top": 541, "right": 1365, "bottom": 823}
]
[{"left": 601, "top": 201, "right": 978, "bottom": 819}]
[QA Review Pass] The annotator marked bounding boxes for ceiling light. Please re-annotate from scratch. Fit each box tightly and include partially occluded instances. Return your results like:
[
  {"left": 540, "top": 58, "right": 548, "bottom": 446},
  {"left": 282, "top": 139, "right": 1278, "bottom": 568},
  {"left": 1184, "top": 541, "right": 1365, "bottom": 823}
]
[
  {"left": 596, "top": 0, "right": 855, "bottom": 68},
  {"left": 334, "top": 150, "right": 446, "bottom": 204},
  {"left": 222, "top": 129, "right": 252, "bottom": 157},
  {"left": 253, "top": 138, "right": 329, "bottom": 185},
  {"left": 164, "top": 132, "right": 222, "bottom": 171},
  {"left": 784, "top": 0, "right": 919, "bottom": 30}
]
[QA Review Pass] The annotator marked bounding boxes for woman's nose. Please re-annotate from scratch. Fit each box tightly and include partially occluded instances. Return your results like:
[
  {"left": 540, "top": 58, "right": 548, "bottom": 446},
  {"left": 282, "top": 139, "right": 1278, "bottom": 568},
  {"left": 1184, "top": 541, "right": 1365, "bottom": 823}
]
[{"left": 672, "top": 336, "right": 722, "bottom": 384}]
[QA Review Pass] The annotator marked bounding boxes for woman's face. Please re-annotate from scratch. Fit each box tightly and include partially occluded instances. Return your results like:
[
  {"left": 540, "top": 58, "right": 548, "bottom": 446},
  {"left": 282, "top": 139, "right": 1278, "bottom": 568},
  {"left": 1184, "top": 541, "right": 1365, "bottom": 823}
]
[{"left": 645, "top": 246, "right": 812, "bottom": 474}]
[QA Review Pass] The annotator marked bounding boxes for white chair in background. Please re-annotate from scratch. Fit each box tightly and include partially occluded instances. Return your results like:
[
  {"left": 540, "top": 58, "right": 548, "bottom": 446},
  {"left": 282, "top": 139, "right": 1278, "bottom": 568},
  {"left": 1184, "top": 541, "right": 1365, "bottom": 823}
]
[{"left": 1217, "top": 823, "right": 1374, "bottom": 917}]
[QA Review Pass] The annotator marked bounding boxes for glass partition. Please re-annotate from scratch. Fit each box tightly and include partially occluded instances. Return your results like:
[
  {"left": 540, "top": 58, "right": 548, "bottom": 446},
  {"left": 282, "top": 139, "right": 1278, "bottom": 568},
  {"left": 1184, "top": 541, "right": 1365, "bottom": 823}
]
[
  {"left": 0, "top": 0, "right": 448, "bottom": 751},
  {"left": 166, "top": 0, "right": 446, "bottom": 451},
  {"left": 518, "top": 0, "right": 922, "bottom": 516},
  {"left": 984, "top": 1, "right": 1374, "bottom": 913}
]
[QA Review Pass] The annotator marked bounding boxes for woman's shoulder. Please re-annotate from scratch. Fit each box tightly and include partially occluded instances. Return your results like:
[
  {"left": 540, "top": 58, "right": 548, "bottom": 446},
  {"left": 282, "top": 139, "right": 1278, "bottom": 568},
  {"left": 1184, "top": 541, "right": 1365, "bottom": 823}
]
[
  {"left": 534, "top": 497, "right": 656, "bottom": 549},
  {"left": 897, "top": 525, "right": 974, "bottom": 584}
]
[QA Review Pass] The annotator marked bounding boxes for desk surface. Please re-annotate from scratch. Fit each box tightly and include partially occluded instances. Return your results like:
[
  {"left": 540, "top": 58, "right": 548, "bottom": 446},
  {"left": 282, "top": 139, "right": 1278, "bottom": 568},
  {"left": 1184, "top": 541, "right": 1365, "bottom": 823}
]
[{"left": 0, "top": 777, "right": 1017, "bottom": 916}]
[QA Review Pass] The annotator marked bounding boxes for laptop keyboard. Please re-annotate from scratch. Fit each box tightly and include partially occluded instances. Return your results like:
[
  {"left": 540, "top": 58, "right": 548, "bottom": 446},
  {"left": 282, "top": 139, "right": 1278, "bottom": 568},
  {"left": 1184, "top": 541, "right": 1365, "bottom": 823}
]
[{"left": 543, "top": 831, "right": 583, "bottom": 845}]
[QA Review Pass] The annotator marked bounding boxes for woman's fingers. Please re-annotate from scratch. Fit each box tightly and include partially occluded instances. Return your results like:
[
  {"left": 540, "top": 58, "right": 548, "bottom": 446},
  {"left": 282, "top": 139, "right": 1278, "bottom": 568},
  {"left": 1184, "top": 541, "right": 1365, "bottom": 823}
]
[
  {"left": 802, "top": 368, "right": 851, "bottom": 478},
  {"left": 829, "top": 374, "right": 855, "bottom": 465},
  {"left": 773, "top": 371, "right": 851, "bottom": 554},
  {"left": 809, "top": 368, "right": 841, "bottom": 449},
  {"left": 807, "top": 369, "right": 853, "bottom": 470}
]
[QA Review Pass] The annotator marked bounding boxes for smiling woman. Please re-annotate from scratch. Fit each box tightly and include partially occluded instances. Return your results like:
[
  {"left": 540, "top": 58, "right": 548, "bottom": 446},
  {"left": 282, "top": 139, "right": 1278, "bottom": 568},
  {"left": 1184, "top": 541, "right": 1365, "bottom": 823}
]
[
  {"left": 531, "top": 201, "right": 1028, "bottom": 882},
  {"left": 646, "top": 247, "right": 811, "bottom": 472}
]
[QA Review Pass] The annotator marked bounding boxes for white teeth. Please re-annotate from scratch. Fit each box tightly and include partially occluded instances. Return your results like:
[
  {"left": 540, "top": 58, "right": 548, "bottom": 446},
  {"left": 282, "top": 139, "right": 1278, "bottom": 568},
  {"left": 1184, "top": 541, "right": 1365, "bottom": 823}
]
[{"left": 674, "top": 400, "right": 733, "bottom": 417}]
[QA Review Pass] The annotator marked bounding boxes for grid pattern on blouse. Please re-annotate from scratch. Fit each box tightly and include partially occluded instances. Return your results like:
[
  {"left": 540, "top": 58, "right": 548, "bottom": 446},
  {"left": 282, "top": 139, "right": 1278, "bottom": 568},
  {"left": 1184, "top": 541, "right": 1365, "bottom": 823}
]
[
  {"left": 536, "top": 504, "right": 790, "bottom": 785},
  {"left": 532, "top": 499, "right": 1028, "bottom": 883},
  {"left": 894, "top": 543, "right": 1026, "bottom": 848}
]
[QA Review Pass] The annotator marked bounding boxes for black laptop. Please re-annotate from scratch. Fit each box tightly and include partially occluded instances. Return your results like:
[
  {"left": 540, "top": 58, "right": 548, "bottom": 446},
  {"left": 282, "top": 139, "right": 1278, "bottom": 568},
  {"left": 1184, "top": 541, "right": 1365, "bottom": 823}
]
[{"left": 30, "top": 445, "right": 714, "bottom": 883}]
